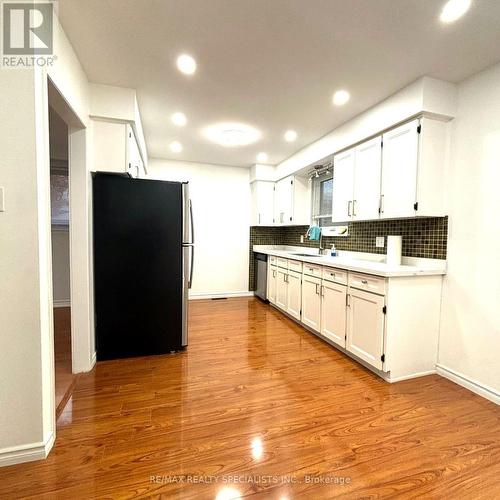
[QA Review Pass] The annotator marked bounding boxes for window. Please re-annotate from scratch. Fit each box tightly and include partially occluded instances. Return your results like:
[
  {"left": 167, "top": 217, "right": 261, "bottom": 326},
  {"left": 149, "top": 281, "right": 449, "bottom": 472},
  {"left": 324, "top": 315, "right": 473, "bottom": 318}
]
[{"left": 311, "top": 170, "right": 333, "bottom": 227}]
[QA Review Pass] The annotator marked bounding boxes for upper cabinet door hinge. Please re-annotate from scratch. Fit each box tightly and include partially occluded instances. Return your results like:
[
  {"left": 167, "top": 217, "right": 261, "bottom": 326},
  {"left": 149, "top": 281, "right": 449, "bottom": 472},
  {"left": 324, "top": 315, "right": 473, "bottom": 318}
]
[
  {"left": 382, "top": 305, "right": 387, "bottom": 314},
  {"left": 417, "top": 124, "right": 422, "bottom": 134},
  {"left": 414, "top": 202, "right": 419, "bottom": 211},
  {"left": 381, "top": 354, "right": 385, "bottom": 363}
]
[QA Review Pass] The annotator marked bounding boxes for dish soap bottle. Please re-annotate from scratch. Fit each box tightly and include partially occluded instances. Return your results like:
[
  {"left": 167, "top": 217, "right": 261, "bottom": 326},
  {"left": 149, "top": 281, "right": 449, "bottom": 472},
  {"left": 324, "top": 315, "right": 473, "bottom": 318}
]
[{"left": 330, "top": 244, "right": 338, "bottom": 257}]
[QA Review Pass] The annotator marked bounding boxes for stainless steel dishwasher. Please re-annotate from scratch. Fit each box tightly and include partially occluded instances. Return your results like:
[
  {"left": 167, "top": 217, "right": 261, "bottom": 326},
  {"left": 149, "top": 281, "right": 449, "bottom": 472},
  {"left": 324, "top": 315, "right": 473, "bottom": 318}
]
[{"left": 255, "top": 253, "right": 268, "bottom": 301}]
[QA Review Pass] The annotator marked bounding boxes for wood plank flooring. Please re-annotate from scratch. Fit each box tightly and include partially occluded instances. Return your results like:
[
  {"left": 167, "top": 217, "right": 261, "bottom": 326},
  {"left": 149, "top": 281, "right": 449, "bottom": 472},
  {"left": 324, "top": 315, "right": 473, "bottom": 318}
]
[{"left": 0, "top": 297, "right": 499, "bottom": 499}]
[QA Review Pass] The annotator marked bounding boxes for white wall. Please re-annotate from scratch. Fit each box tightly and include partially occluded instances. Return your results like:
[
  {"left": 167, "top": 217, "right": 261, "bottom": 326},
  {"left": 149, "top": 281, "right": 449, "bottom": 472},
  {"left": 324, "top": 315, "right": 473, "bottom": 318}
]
[
  {"left": 437, "top": 62, "right": 500, "bottom": 400},
  {"left": 148, "top": 159, "right": 250, "bottom": 297},
  {"left": 51, "top": 228, "right": 71, "bottom": 305}
]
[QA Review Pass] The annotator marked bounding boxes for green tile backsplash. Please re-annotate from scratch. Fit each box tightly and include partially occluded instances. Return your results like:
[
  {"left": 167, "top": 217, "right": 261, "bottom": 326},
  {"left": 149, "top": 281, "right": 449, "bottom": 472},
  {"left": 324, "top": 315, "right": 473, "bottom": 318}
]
[{"left": 249, "top": 217, "right": 448, "bottom": 290}]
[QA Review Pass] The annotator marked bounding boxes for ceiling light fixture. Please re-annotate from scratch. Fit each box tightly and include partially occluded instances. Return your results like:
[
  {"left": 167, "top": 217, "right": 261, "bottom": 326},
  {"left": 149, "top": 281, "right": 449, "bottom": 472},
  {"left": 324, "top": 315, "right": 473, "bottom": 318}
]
[
  {"left": 256, "top": 152, "right": 268, "bottom": 163},
  {"left": 176, "top": 54, "right": 197, "bottom": 75},
  {"left": 169, "top": 141, "right": 183, "bottom": 153},
  {"left": 171, "top": 112, "right": 187, "bottom": 127},
  {"left": 284, "top": 130, "right": 297, "bottom": 142},
  {"left": 440, "top": 0, "right": 471, "bottom": 23},
  {"left": 332, "top": 89, "right": 350, "bottom": 106},
  {"left": 203, "top": 122, "right": 261, "bottom": 147}
]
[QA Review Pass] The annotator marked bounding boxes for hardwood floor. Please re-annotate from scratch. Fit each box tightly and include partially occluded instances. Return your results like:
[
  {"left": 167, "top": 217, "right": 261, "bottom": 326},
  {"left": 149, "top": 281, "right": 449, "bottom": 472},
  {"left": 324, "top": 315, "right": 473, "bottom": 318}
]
[
  {"left": 1, "top": 297, "right": 499, "bottom": 499},
  {"left": 54, "top": 307, "right": 76, "bottom": 418}
]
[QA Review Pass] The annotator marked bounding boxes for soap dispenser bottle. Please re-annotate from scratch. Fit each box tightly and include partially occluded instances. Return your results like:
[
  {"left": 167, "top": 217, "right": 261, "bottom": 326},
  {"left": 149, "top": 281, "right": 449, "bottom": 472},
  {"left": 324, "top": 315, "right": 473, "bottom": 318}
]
[{"left": 330, "top": 244, "right": 338, "bottom": 257}]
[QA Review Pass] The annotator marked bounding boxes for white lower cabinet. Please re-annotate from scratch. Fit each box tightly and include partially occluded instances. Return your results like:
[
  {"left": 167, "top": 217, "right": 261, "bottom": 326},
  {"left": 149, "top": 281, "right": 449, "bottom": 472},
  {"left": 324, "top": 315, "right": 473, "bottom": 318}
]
[
  {"left": 286, "top": 271, "right": 302, "bottom": 321},
  {"left": 321, "top": 280, "right": 347, "bottom": 348},
  {"left": 276, "top": 267, "right": 288, "bottom": 310},
  {"left": 267, "top": 265, "right": 277, "bottom": 304},
  {"left": 266, "top": 258, "right": 443, "bottom": 381},
  {"left": 302, "top": 275, "right": 322, "bottom": 332},
  {"left": 346, "top": 288, "right": 385, "bottom": 370}
]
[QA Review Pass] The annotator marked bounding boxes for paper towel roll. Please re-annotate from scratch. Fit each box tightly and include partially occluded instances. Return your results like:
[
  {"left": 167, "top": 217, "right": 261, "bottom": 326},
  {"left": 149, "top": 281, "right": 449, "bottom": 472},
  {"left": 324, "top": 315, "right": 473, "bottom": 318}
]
[{"left": 386, "top": 236, "right": 402, "bottom": 265}]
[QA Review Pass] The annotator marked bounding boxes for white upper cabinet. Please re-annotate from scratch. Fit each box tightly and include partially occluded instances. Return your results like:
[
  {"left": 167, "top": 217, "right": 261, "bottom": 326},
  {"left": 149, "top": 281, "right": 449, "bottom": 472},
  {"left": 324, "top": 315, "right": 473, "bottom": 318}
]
[
  {"left": 381, "top": 119, "right": 419, "bottom": 218},
  {"left": 251, "top": 181, "right": 275, "bottom": 226},
  {"left": 331, "top": 148, "right": 355, "bottom": 223},
  {"left": 332, "top": 117, "right": 448, "bottom": 222},
  {"left": 92, "top": 120, "right": 145, "bottom": 178},
  {"left": 353, "top": 136, "right": 382, "bottom": 221},
  {"left": 274, "top": 175, "right": 310, "bottom": 226}
]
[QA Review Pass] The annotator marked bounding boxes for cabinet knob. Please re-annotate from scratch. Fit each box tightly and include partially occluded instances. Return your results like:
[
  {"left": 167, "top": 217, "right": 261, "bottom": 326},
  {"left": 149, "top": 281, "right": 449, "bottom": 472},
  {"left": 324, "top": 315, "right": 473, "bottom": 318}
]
[{"left": 361, "top": 279, "right": 368, "bottom": 284}]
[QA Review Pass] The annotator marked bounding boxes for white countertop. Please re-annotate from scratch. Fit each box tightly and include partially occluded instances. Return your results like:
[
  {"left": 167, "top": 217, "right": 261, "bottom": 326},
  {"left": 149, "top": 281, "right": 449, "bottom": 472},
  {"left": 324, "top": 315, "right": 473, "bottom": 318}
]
[{"left": 253, "top": 245, "right": 446, "bottom": 278}]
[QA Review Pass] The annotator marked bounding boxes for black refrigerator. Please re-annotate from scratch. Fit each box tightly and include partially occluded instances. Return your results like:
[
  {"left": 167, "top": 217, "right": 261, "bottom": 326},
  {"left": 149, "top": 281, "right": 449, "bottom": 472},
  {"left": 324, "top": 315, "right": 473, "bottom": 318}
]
[{"left": 92, "top": 172, "right": 194, "bottom": 361}]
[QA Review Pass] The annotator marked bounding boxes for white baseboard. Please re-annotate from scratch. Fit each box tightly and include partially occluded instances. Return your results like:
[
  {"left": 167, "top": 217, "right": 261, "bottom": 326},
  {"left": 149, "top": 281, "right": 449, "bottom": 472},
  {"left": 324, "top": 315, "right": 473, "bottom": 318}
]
[
  {"left": 0, "top": 431, "right": 55, "bottom": 467},
  {"left": 90, "top": 351, "right": 97, "bottom": 370},
  {"left": 189, "top": 291, "right": 255, "bottom": 300},
  {"left": 53, "top": 299, "right": 70, "bottom": 308},
  {"left": 436, "top": 364, "right": 499, "bottom": 405},
  {"left": 384, "top": 370, "right": 437, "bottom": 383}
]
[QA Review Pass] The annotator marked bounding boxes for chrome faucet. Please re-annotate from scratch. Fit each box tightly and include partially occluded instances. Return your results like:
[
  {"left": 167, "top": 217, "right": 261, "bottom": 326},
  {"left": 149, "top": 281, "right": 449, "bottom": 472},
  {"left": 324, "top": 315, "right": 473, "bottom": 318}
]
[{"left": 318, "top": 230, "right": 328, "bottom": 255}]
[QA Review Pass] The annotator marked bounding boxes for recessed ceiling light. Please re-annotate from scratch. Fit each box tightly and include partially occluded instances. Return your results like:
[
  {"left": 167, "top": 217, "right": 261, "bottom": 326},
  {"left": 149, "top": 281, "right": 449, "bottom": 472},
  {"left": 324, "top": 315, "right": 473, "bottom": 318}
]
[
  {"left": 284, "top": 130, "right": 297, "bottom": 142},
  {"left": 203, "top": 122, "right": 261, "bottom": 147},
  {"left": 440, "top": 0, "right": 471, "bottom": 23},
  {"left": 176, "top": 54, "right": 196, "bottom": 75},
  {"left": 169, "top": 141, "right": 183, "bottom": 153},
  {"left": 332, "top": 90, "right": 350, "bottom": 106},
  {"left": 171, "top": 112, "right": 187, "bottom": 127},
  {"left": 256, "top": 152, "right": 268, "bottom": 163}
]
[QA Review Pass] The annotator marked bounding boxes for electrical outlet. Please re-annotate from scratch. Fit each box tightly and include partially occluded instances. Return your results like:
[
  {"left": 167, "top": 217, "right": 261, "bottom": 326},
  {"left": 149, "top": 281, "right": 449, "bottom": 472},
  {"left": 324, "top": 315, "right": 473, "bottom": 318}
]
[
  {"left": 300, "top": 235, "right": 304, "bottom": 243},
  {"left": 376, "top": 236, "right": 385, "bottom": 248}
]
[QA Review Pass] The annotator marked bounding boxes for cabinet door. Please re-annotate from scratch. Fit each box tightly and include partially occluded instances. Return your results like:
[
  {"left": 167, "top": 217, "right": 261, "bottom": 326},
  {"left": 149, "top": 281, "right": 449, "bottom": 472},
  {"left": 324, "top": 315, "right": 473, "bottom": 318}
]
[
  {"left": 353, "top": 137, "right": 382, "bottom": 220},
  {"left": 302, "top": 275, "right": 322, "bottom": 332},
  {"left": 251, "top": 181, "right": 275, "bottom": 226},
  {"left": 321, "top": 281, "right": 347, "bottom": 348},
  {"left": 267, "top": 264, "right": 277, "bottom": 304},
  {"left": 381, "top": 120, "right": 419, "bottom": 218},
  {"left": 346, "top": 288, "right": 385, "bottom": 370},
  {"left": 275, "top": 176, "right": 293, "bottom": 224},
  {"left": 276, "top": 268, "right": 288, "bottom": 310},
  {"left": 332, "top": 148, "right": 355, "bottom": 223},
  {"left": 286, "top": 271, "right": 302, "bottom": 321}
]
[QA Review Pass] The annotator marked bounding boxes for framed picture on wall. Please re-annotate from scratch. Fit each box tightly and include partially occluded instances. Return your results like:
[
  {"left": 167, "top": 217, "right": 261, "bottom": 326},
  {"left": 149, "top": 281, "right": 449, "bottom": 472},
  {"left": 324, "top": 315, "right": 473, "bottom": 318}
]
[{"left": 50, "top": 172, "right": 69, "bottom": 226}]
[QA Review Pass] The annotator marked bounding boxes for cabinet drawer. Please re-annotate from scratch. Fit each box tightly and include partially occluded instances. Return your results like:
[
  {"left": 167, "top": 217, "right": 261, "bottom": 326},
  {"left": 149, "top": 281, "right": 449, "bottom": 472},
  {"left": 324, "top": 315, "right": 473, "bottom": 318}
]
[
  {"left": 348, "top": 272, "right": 386, "bottom": 296},
  {"left": 277, "top": 257, "right": 288, "bottom": 269},
  {"left": 269, "top": 256, "right": 277, "bottom": 265},
  {"left": 288, "top": 259, "right": 303, "bottom": 273},
  {"left": 303, "top": 262, "right": 322, "bottom": 278},
  {"left": 322, "top": 267, "right": 347, "bottom": 285}
]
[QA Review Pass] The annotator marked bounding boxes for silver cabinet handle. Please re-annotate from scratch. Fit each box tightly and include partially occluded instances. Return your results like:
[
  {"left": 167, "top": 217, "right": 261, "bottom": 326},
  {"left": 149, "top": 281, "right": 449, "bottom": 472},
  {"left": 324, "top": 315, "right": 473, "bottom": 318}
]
[
  {"left": 348, "top": 200, "right": 352, "bottom": 217},
  {"left": 315, "top": 283, "right": 320, "bottom": 295},
  {"left": 353, "top": 200, "right": 357, "bottom": 217},
  {"left": 379, "top": 195, "right": 385, "bottom": 214},
  {"left": 346, "top": 294, "right": 350, "bottom": 307},
  {"left": 321, "top": 285, "right": 325, "bottom": 297},
  {"left": 272, "top": 269, "right": 276, "bottom": 278},
  {"left": 361, "top": 279, "right": 368, "bottom": 284},
  {"left": 258, "top": 213, "right": 261, "bottom": 224}
]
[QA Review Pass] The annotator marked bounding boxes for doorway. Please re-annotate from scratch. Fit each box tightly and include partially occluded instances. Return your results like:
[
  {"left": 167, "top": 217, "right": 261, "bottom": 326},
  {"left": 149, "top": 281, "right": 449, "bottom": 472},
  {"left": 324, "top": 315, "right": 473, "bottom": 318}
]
[{"left": 48, "top": 106, "right": 75, "bottom": 416}]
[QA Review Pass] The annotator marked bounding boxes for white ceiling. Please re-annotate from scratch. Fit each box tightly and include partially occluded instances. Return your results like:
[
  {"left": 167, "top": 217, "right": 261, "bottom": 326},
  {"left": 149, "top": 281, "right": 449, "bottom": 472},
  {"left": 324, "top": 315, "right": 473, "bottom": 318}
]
[{"left": 59, "top": 0, "right": 500, "bottom": 167}]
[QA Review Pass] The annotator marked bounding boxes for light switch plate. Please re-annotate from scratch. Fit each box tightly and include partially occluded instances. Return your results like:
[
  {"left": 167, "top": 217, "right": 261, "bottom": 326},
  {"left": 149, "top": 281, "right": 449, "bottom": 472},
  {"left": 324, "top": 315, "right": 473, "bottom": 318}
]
[
  {"left": 376, "top": 236, "right": 385, "bottom": 248},
  {"left": 0, "top": 187, "right": 4, "bottom": 212}
]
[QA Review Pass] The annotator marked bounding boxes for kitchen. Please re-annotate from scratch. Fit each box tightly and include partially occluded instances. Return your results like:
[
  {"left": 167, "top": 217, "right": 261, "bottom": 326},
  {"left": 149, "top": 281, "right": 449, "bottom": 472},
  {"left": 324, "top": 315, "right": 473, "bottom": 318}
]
[{"left": 0, "top": 0, "right": 499, "bottom": 498}]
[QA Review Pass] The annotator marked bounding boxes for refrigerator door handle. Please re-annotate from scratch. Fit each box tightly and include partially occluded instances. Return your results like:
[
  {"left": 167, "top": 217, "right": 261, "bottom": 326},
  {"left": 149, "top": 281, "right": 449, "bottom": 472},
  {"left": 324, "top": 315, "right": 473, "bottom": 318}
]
[
  {"left": 189, "top": 244, "right": 194, "bottom": 289},
  {"left": 189, "top": 199, "right": 195, "bottom": 244}
]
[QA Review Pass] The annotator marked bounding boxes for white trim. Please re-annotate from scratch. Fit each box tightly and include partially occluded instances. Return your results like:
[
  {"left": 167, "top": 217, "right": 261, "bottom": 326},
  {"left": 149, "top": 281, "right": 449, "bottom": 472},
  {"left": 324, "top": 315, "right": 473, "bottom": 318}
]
[
  {"left": 189, "top": 291, "right": 255, "bottom": 300},
  {"left": 0, "top": 431, "right": 55, "bottom": 467},
  {"left": 384, "top": 370, "right": 436, "bottom": 383},
  {"left": 436, "top": 364, "right": 500, "bottom": 405},
  {"left": 53, "top": 299, "right": 70, "bottom": 308},
  {"left": 90, "top": 351, "right": 97, "bottom": 370}
]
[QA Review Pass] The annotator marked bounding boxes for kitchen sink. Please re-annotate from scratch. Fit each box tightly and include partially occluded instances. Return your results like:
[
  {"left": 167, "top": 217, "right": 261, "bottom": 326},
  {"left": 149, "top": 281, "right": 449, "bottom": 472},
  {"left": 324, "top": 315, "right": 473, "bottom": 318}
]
[{"left": 292, "top": 253, "right": 323, "bottom": 257}]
